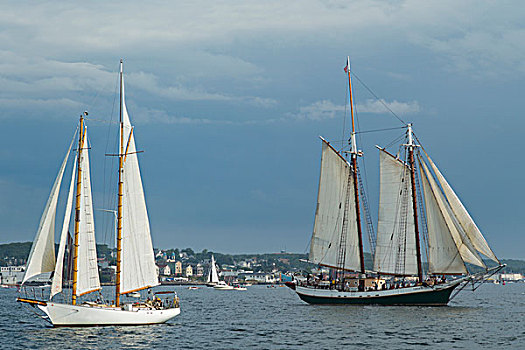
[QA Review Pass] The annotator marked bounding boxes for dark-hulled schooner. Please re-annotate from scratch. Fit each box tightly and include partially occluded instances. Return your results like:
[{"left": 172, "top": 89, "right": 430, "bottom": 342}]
[{"left": 286, "top": 57, "right": 504, "bottom": 305}]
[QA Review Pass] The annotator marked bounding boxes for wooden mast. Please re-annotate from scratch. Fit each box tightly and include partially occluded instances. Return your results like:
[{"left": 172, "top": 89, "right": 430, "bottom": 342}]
[
  {"left": 71, "top": 113, "right": 85, "bottom": 305},
  {"left": 346, "top": 57, "right": 366, "bottom": 275},
  {"left": 115, "top": 59, "right": 124, "bottom": 306},
  {"left": 406, "top": 124, "right": 423, "bottom": 282}
]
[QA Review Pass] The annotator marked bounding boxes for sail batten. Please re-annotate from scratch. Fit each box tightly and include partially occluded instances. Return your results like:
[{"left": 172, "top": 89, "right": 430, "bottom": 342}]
[
  {"left": 374, "top": 149, "right": 418, "bottom": 275},
  {"left": 23, "top": 134, "right": 75, "bottom": 285},
  {"left": 309, "top": 139, "right": 361, "bottom": 271},
  {"left": 119, "top": 73, "right": 160, "bottom": 294}
]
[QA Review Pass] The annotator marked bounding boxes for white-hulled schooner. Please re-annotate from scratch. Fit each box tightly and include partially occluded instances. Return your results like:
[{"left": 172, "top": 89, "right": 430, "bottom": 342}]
[
  {"left": 17, "top": 60, "right": 181, "bottom": 325},
  {"left": 286, "top": 57, "right": 504, "bottom": 305}
]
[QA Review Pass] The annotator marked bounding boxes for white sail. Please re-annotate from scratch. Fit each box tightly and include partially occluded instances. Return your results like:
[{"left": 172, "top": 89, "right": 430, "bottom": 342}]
[
  {"left": 119, "top": 72, "right": 159, "bottom": 294},
  {"left": 50, "top": 156, "right": 77, "bottom": 299},
  {"left": 420, "top": 162, "right": 467, "bottom": 274},
  {"left": 207, "top": 255, "right": 219, "bottom": 283},
  {"left": 424, "top": 152, "right": 499, "bottom": 263},
  {"left": 374, "top": 150, "right": 418, "bottom": 275},
  {"left": 420, "top": 159, "right": 485, "bottom": 268},
  {"left": 76, "top": 129, "right": 101, "bottom": 296},
  {"left": 23, "top": 136, "right": 74, "bottom": 285},
  {"left": 309, "top": 139, "right": 361, "bottom": 271}
]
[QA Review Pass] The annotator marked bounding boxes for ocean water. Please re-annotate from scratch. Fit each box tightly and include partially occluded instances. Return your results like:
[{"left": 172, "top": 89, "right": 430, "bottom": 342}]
[{"left": 1, "top": 283, "right": 524, "bottom": 349}]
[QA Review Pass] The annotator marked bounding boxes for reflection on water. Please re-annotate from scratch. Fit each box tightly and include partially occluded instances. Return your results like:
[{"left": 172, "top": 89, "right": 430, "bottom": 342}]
[{"left": 2, "top": 283, "right": 524, "bottom": 349}]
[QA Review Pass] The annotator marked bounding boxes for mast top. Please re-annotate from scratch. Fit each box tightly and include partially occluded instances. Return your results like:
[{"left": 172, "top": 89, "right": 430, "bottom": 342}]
[
  {"left": 345, "top": 56, "right": 359, "bottom": 156},
  {"left": 407, "top": 123, "right": 413, "bottom": 147}
]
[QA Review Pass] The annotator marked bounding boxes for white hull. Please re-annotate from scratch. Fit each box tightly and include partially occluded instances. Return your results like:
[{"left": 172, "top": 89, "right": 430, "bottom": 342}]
[
  {"left": 214, "top": 285, "right": 235, "bottom": 290},
  {"left": 38, "top": 302, "right": 180, "bottom": 326}
]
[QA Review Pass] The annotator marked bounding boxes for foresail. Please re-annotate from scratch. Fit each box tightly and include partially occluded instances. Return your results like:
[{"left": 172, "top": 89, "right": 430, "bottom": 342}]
[
  {"left": 120, "top": 79, "right": 159, "bottom": 294},
  {"left": 76, "top": 130, "right": 101, "bottom": 296},
  {"left": 51, "top": 156, "right": 77, "bottom": 299},
  {"left": 23, "top": 134, "right": 75, "bottom": 285},
  {"left": 420, "top": 162, "right": 466, "bottom": 274},
  {"left": 309, "top": 139, "right": 361, "bottom": 271},
  {"left": 424, "top": 152, "right": 499, "bottom": 263},
  {"left": 373, "top": 150, "right": 418, "bottom": 275},
  {"left": 420, "top": 159, "right": 485, "bottom": 268}
]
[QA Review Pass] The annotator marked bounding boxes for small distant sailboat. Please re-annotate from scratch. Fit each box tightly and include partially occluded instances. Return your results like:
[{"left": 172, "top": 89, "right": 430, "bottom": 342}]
[
  {"left": 286, "top": 57, "right": 504, "bottom": 305},
  {"left": 17, "top": 60, "right": 180, "bottom": 326},
  {"left": 206, "top": 255, "right": 220, "bottom": 287}
]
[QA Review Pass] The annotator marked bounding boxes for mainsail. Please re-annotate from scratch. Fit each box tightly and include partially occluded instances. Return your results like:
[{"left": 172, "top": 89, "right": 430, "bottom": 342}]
[
  {"left": 207, "top": 255, "right": 219, "bottom": 284},
  {"left": 75, "top": 129, "right": 101, "bottom": 296},
  {"left": 22, "top": 135, "right": 75, "bottom": 285},
  {"left": 119, "top": 72, "right": 159, "bottom": 294},
  {"left": 309, "top": 139, "right": 361, "bottom": 271},
  {"left": 374, "top": 150, "right": 418, "bottom": 275}
]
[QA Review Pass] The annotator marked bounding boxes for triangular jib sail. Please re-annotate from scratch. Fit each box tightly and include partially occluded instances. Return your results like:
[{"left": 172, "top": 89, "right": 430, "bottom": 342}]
[
  {"left": 419, "top": 160, "right": 467, "bottom": 274},
  {"left": 50, "top": 155, "right": 77, "bottom": 298},
  {"left": 423, "top": 150, "right": 499, "bottom": 263},
  {"left": 309, "top": 138, "right": 361, "bottom": 271},
  {"left": 23, "top": 133, "right": 75, "bottom": 285}
]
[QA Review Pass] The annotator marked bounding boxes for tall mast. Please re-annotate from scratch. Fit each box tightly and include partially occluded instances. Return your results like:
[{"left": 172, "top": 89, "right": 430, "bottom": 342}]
[
  {"left": 115, "top": 59, "right": 124, "bottom": 306},
  {"left": 346, "top": 57, "right": 366, "bottom": 275},
  {"left": 71, "top": 113, "right": 85, "bottom": 305},
  {"left": 406, "top": 124, "right": 423, "bottom": 282}
]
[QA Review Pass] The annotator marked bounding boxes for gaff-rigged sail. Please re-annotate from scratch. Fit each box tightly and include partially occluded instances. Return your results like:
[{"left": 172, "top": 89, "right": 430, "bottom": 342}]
[
  {"left": 76, "top": 129, "right": 101, "bottom": 296},
  {"left": 22, "top": 134, "right": 75, "bottom": 285},
  {"left": 374, "top": 150, "right": 418, "bottom": 275},
  {"left": 309, "top": 139, "right": 361, "bottom": 271},
  {"left": 119, "top": 73, "right": 159, "bottom": 294}
]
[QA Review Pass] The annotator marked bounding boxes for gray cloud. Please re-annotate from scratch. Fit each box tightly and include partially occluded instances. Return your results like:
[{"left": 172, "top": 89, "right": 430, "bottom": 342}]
[{"left": 288, "top": 99, "right": 420, "bottom": 121}]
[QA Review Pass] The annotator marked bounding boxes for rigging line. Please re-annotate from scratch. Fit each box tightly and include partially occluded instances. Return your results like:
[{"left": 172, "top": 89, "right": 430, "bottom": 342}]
[
  {"left": 351, "top": 71, "right": 407, "bottom": 126},
  {"left": 356, "top": 126, "right": 407, "bottom": 135},
  {"left": 102, "top": 67, "right": 120, "bottom": 248},
  {"left": 384, "top": 134, "right": 405, "bottom": 150},
  {"left": 84, "top": 117, "right": 118, "bottom": 125}
]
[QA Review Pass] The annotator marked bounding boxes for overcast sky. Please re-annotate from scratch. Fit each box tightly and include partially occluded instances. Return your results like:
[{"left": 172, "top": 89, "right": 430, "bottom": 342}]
[{"left": 1, "top": 1, "right": 524, "bottom": 259}]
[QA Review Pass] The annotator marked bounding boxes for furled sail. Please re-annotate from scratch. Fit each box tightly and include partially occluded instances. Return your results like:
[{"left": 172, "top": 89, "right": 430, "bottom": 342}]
[
  {"left": 22, "top": 135, "right": 75, "bottom": 285},
  {"left": 423, "top": 152, "right": 499, "bottom": 263},
  {"left": 420, "top": 162, "right": 467, "bottom": 274},
  {"left": 119, "top": 74, "right": 160, "bottom": 294},
  {"left": 420, "top": 159, "right": 485, "bottom": 268},
  {"left": 309, "top": 139, "right": 361, "bottom": 271},
  {"left": 50, "top": 156, "right": 77, "bottom": 299},
  {"left": 373, "top": 150, "right": 418, "bottom": 275},
  {"left": 76, "top": 129, "right": 101, "bottom": 296},
  {"left": 207, "top": 255, "right": 219, "bottom": 284}
]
